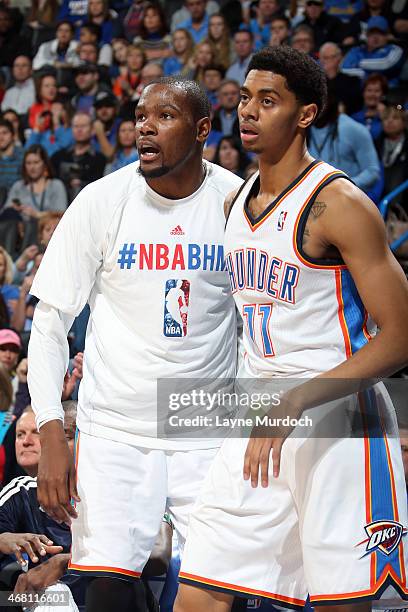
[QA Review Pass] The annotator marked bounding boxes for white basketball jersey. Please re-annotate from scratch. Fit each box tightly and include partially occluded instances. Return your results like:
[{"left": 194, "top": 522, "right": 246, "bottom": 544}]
[{"left": 224, "top": 160, "right": 376, "bottom": 378}]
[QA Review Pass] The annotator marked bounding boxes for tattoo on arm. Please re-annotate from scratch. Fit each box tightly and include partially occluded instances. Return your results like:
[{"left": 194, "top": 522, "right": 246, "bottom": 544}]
[{"left": 310, "top": 201, "right": 326, "bottom": 219}]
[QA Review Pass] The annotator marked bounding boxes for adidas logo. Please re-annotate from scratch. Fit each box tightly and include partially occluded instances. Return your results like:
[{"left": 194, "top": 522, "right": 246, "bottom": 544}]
[{"left": 170, "top": 225, "right": 185, "bottom": 235}]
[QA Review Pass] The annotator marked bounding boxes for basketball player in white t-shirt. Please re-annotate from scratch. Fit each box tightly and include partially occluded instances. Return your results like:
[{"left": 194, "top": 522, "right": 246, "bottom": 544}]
[
  {"left": 27, "top": 78, "right": 242, "bottom": 612},
  {"left": 175, "top": 48, "right": 408, "bottom": 612}
]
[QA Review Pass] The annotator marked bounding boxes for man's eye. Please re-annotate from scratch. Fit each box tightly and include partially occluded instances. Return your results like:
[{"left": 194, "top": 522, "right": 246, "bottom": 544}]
[
  {"left": 161, "top": 113, "right": 172, "bottom": 119},
  {"left": 240, "top": 94, "right": 249, "bottom": 102},
  {"left": 263, "top": 98, "right": 274, "bottom": 106},
  {"left": 136, "top": 115, "right": 145, "bottom": 121}
]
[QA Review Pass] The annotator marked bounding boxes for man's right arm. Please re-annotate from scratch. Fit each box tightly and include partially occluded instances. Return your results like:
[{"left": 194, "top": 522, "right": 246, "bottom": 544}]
[{"left": 27, "top": 185, "right": 105, "bottom": 523}]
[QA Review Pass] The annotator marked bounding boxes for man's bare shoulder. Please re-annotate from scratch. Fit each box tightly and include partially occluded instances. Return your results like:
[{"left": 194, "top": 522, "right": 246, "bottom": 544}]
[{"left": 315, "top": 177, "right": 387, "bottom": 251}]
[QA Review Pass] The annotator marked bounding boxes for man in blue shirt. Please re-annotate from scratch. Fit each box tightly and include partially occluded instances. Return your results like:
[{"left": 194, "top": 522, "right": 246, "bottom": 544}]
[
  {"left": 342, "top": 16, "right": 404, "bottom": 87},
  {"left": 177, "top": 0, "right": 209, "bottom": 44}
]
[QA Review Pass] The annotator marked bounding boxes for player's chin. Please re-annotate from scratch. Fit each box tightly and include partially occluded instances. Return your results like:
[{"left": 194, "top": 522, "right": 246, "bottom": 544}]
[{"left": 139, "top": 163, "right": 171, "bottom": 178}]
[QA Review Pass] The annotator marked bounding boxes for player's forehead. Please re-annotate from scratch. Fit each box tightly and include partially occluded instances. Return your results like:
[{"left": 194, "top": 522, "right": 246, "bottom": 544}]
[
  {"left": 137, "top": 84, "right": 186, "bottom": 113},
  {"left": 241, "top": 70, "right": 289, "bottom": 98}
]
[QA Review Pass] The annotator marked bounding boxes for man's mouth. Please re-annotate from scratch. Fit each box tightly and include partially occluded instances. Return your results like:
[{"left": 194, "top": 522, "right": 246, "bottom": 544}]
[{"left": 138, "top": 141, "right": 161, "bottom": 162}]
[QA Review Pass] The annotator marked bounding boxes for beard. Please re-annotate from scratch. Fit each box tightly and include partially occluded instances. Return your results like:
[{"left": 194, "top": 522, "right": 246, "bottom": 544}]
[{"left": 138, "top": 164, "right": 172, "bottom": 179}]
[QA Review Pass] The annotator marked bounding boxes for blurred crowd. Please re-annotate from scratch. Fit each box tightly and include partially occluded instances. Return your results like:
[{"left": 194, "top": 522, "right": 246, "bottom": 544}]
[{"left": 0, "top": 0, "right": 407, "bottom": 608}]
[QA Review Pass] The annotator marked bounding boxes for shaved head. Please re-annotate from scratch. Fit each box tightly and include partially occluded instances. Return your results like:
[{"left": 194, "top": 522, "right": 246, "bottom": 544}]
[{"left": 145, "top": 77, "right": 211, "bottom": 123}]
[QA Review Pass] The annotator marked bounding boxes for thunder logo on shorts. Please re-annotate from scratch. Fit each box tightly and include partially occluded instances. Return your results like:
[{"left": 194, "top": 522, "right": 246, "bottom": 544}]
[{"left": 163, "top": 280, "right": 190, "bottom": 337}]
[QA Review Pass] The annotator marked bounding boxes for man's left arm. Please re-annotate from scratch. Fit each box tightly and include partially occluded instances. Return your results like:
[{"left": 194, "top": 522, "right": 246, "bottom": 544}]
[{"left": 317, "top": 178, "right": 408, "bottom": 380}]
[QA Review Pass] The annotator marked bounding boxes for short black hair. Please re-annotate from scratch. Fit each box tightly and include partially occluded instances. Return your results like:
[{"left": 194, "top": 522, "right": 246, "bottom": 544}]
[
  {"left": 81, "top": 21, "right": 101, "bottom": 42},
  {"left": 246, "top": 46, "right": 327, "bottom": 119},
  {"left": 147, "top": 76, "right": 211, "bottom": 122},
  {"left": 0, "top": 119, "right": 14, "bottom": 135}
]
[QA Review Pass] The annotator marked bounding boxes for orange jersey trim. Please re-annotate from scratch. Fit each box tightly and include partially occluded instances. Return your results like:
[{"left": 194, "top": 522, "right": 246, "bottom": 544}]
[
  {"left": 244, "top": 162, "right": 325, "bottom": 233},
  {"left": 68, "top": 562, "right": 141, "bottom": 578},
  {"left": 311, "top": 564, "right": 408, "bottom": 602},
  {"left": 292, "top": 171, "right": 348, "bottom": 270},
  {"left": 179, "top": 572, "right": 306, "bottom": 606}
]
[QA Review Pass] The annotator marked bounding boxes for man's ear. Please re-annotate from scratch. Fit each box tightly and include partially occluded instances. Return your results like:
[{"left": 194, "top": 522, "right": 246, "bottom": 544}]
[
  {"left": 298, "top": 103, "right": 318, "bottom": 129},
  {"left": 197, "top": 117, "right": 211, "bottom": 143}
]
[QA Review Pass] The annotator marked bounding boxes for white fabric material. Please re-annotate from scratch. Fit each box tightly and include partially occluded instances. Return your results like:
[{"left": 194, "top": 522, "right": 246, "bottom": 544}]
[
  {"left": 68, "top": 431, "right": 218, "bottom": 575},
  {"left": 24, "top": 583, "right": 79, "bottom": 612},
  {"left": 181, "top": 383, "right": 408, "bottom": 603},
  {"left": 225, "top": 160, "right": 376, "bottom": 378},
  {"left": 28, "top": 161, "right": 242, "bottom": 448}
]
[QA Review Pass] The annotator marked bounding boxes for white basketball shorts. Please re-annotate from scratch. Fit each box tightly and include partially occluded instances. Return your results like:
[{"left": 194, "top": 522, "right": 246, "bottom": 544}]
[
  {"left": 179, "top": 384, "right": 408, "bottom": 608},
  {"left": 67, "top": 430, "right": 218, "bottom": 581}
]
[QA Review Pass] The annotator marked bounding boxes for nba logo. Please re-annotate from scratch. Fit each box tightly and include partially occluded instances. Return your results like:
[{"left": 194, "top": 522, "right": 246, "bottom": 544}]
[
  {"left": 277, "top": 211, "right": 287, "bottom": 231},
  {"left": 163, "top": 279, "right": 190, "bottom": 337}
]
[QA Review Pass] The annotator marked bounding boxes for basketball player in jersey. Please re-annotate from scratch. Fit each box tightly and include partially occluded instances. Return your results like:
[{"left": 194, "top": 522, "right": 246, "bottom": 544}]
[
  {"left": 175, "top": 47, "right": 408, "bottom": 612},
  {"left": 27, "top": 78, "right": 242, "bottom": 612}
]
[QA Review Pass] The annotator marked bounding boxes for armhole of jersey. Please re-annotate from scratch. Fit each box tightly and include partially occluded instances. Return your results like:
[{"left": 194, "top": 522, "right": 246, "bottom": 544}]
[
  {"left": 225, "top": 176, "right": 254, "bottom": 229},
  {"left": 296, "top": 173, "right": 353, "bottom": 268}
]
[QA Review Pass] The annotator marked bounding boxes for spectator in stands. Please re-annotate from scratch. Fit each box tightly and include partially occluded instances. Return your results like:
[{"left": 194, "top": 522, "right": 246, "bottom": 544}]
[
  {"left": 13, "top": 212, "right": 64, "bottom": 285},
  {"left": 269, "top": 16, "right": 291, "bottom": 46},
  {"left": 341, "top": 16, "right": 404, "bottom": 86},
  {"left": 1, "top": 56, "right": 35, "bottom": 117},
  {"left": 0, "top": 248, "right": 19, "bottom": 318},
  {"left": 2, "top": 112, "right": 23, "bottom": 149},
  {"left": 0, "top": 295, "right": 9, "bottom": 329},
  {"left": 375, "top": 104, "right": 408, "bottom": 204},
  {"left": 78, "top": 40, "right": 99, "bottom": 65},
  {"left": 14, "top": 406, "right": 41, "bottom": 477},
  {"left": 120, "top": 0, "right": 145, "bottom": 42},
  {"left": 133, "top": 3, "right": 172, "bottom": 62},
  {"left": 0, "top": 363, "right": 16, "bottom": 486},
  {"left": 0, "top": 119, "right": 24, "bottom": 197},
  {"left": 71, "top": 63, "right": 102, "bottom": 114},
  {"left": 0, "top": 6, "right": 31, "bottom": 69},
  {"left": 213, "top": 136, "right": 250, "bottom": 177},
  {"left": 163, "top": 28, "right": 195, "bottom": 76},
  {"left": 0, "top": 363, "right": 12, "bottom": 413},
  {"left": 291, "top": 24, "right": 317, "bottom": 57},
  {"left": 113, "top": 44, "right": 146, "bottom": 101},
  {"left": 177, "top": 0, "right": 210, "bottom": 44},
  {"left": 188, "top": 40, "right": 216, "bottom": 83},
  {"left": 212, "top": 79, "right": 240, "bottom": 138},
  {"left": 248, "top": 0, "right": 283, "bottom": 50},
  {"left": 226, "top": 28, "right": 254, "bottom": 85},
  {"left": 0, "top": 329, "right": 21, "bottom": 380},
  {"left": 319, "top": 42, "right": 363, "bottom": 115},
  {"left": 4, "top": 146, "right": 67, "bottom": 249},
  {"left": 51, "top": 112, "right": 106, "bottom": 201},
  {"left": 104, "top": 119, "right": 138, "bottom": 175},
  {"left": 343, "top": 0, "right": 393, "bottom": 45},
  {"left": 202, "top": 64, "right": 225, "bottom": 108},
  {"left": 58, "top": 0, "right": 88, "bottom": 27},
  {"left": 171, "top": 0, "right": 219, "bottom": 31},
  {"left": 26, "top": 101, "right": 74, "bottom": 157},
  {"left": 92, "top": 92, "right": 120, "bottom": 160},
  {"left": 87, "top": 0, "right": 122, "bottom": 45},
  {"left": 28, "top": 74, "right": 58, "bottom": 133},
  {"left": 110, "top": 38, "right": 129, "bottom": 78},
  {"left": 10, "top": 253, "right": 43, "bottom": 333},
  {"left": 33, "top": 21, "right": 80, "bottom": 71},
  {"left": 26, "top": 0, "right": 59, "bottom": 30},
  {"left": 352, "top": 73, "right": 388, "bottom": 140},
  {"left": 78, "top": 22, "right": 113, "bottom": 67},
  {"left": 308, "top": 86, "right": 381, "bottom": 194},
  {"left": 207, "top": 14, "right": 234, "bottom": 69},
  {"left": 297, "top": 0, "right": 345, "bottom": 47}
]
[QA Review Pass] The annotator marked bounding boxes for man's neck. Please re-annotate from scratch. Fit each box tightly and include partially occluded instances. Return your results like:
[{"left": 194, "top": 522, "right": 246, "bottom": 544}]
[
  {"left": 192, "top": 15, "right": 204, "bottom": 27},
  {"left": 122, "top": 145, "right": 134, "bottom": 155},
  {"left": 257, "top": 138, "right": 313, "bottom": 199},
  {"left": 0, "top": 143, "right": 14, "bottom": 158},
  {"left": 81, "top": 84, "right": 98, "bottom": 96},
  {"left": 74, "top": 142, "right": 91, "bottom": 155},
  {"left": 145, "top": 156, "right": 206, "bottom": 199}
]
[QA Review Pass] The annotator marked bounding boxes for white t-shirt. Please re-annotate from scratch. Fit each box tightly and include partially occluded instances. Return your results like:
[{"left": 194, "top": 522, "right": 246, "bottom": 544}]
[{"left": 28, "top": 161, "right": 242, "bottom": 449}]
